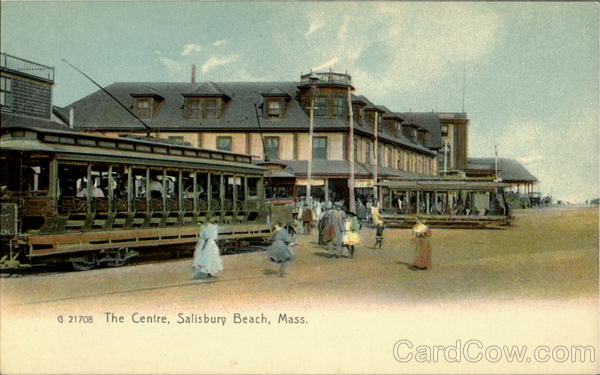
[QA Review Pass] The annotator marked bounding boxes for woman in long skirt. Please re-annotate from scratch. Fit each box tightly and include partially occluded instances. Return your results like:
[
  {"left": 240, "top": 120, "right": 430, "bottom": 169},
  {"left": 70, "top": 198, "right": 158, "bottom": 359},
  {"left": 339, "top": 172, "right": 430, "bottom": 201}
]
[
  {"left": 342, "top": 212, "right": 361, "bottom": 258},
  {"left": 192, "top": 218, "right": 223, "bottom": 280},
  {"left": 267, "top": 223, "right": 295, "bottom": 277},
  {"left": 409, "top": 219, "right": 432, "bottom": 271}
]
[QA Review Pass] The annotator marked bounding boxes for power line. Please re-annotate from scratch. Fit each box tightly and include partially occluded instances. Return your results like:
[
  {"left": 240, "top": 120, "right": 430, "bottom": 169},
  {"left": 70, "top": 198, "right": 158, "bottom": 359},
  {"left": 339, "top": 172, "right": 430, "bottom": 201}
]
[{"left": 62, "top": 58, "right": 152, "bottom": 136}]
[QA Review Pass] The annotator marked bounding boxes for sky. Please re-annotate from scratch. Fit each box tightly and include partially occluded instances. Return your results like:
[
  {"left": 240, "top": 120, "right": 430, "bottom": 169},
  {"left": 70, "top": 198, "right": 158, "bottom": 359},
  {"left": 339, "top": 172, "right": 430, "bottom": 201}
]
[{"left": 1, "top": 2, "right": 598, "bottom": 203}]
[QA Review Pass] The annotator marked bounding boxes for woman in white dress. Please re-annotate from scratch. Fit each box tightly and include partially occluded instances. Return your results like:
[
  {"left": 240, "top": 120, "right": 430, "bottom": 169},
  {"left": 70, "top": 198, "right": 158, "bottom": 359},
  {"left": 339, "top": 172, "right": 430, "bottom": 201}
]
[{"left": 192, "top": 218, "right": 223, "bottom": 280}]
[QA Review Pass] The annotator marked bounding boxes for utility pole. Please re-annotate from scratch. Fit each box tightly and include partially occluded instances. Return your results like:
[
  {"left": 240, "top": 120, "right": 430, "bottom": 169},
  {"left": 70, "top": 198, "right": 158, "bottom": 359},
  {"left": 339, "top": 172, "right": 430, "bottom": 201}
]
[
  {"left": 494, "top": 143, "right": 499, "bottom": 182},
  {"left": 373, "top": 111, "right": 379, "bottom": 204},
  {"left": 305, "top": 72, "right": 319, "bottom": 203},
  {"left": 347, "top": 86, "right": 355, "bottom": 212},
  {"left": 443, "top": 140, "right": 449, "bottom": 175}
]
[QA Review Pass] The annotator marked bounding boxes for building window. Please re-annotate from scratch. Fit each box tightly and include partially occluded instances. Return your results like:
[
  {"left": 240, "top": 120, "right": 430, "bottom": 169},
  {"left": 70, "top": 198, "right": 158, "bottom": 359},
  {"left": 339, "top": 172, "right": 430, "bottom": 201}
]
[
  {"left": 377, "top": 144, "right": 382, "bottom": 165},
  {"left": 387, "top": 148, "right": 393, "bottom": 168},
  {"left": 185, "top": 98, "right": 221, "bottom": 120},
  {"left": 186, "top": 99, "right": 202, "bottom": 119},
  {"left": 264, "top": 136, "right": 280, "bottom": 160},
  {"left": 205, "top": 99, "right": 218, "bottom": 119},
  {"left": 315, "top": 99, "right": 328, "bottom": 117},
  {"left": 353, "top": 105, "right": 362, "bottom": 124},
  {"left": 168, "top": 136, "right": 184, "bottom": 144},
  {"left": 216, "top": 136, "right": 232, "bottom": 151},
  {"left": 353, "top": 138, "right": 359, "bottom": 162},
  {"left": 0, "top": 77, "right": 12, "bottom": 110},
  {"left": 441, "top": 124, "right": 448, "bottom": 137},
  {"left": 332, "top": 98, "right": 346, "bottom": 117},
  {"left": 366, "top": 142, "right": 372, "bottom": 164},
  {"left": 267, "top": 101, "right": 282, "bottom": 119},
  {"left": 312, "top": 136, "right": 328, "bottom": 160},
  {"left": 134, "top": 98, "right": 152, "bottom": 119}
]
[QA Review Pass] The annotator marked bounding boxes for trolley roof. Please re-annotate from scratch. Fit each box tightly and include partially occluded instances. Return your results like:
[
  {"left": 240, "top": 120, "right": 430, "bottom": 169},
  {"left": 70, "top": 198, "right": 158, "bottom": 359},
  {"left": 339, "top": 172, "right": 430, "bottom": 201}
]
[
  {"left": 0, "top": 125, "right": 267, "bottom": 174},
  {"left": 378, "top": 178, "right": 509, "bottom": 191}
]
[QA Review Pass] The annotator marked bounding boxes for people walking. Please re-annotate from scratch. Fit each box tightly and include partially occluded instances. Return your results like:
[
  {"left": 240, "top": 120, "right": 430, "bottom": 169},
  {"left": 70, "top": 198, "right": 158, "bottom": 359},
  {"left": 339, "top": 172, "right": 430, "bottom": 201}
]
[
  {"left": 371, "top": 204, "right": 384, "bottom": 249},
  {"left": 302, "top": 203, "right": 315, "bottom": 236},
  {"left": 267, "top": 223, "right": 295, "bottom": 277},
  {"left": 327, "top": 204, "right": 346, "bottom": 257},
  {"left": 409, "top": 217, "right": 432, "bottom": 271},
  {"left": 317, "top": 207, "right": 329, "bottom": 245},
  {"left": 192, "top": 218, "right": 223, "bottom": 280},
  {"left": 356, "top": 200, "right": 367, "bottom": 223},
  {"left": 342, "top": 211, "right": 361, "bottom": 258}
]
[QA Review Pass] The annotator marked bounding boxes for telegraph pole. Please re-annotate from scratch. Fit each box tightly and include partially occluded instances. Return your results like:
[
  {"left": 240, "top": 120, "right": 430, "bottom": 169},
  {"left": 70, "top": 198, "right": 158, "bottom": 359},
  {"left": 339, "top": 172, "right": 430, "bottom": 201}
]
[
  {"left": 494, "top": 143, "right": 499, "bottom": 182},
  {"left": 443, "top": 140, "right": 449, "bottom": 175},
  {"left": 305, "top": 72, "right": 319, "bottom": 202},
  {"left": 373, "top": 111, "right": 379, "bottom": 204},
  {"left": 347, "top": 86, "right": 355, "bottom": 212}
]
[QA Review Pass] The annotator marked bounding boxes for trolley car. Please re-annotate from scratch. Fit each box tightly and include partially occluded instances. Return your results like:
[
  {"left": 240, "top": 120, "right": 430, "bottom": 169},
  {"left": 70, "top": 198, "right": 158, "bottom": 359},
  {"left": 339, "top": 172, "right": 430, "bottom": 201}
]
[
  {"left": 0, "top": 126, "right": 272, "bottom": 270},
  {"left": 379, "top": 178, "right": 513, "bottom": 228}
]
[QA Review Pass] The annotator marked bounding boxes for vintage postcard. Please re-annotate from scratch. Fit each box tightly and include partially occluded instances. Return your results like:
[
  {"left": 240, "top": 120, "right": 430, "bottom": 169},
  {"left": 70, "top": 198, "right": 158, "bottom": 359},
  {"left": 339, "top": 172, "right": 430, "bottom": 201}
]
[{"left": 0, "top": 2, "right": 598, "bottom": 374}]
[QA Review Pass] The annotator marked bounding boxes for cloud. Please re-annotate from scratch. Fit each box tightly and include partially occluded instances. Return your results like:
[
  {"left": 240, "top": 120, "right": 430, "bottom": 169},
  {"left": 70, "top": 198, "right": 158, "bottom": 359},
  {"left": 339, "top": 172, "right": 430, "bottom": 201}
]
[
  {"left": 304, "top": 12, "right": 325, "bottom": 38},
  {"left": 212, "top": 40, "right": 228, "bottom": 47},
  {"left": 312, "top": 57, "right": 338, "bottom": 71},
  {"left": 201, "top": 55, "right": 239, "bottom": 73},
  {"left": 517, "top": 155, "right": 544, "bottom": 164},
  {"left": 473, "top": 113, "right": 599, "bottom": 202},
  {"left": 296, "top": 3, "right": 502, "bottom": 103},
  {"left": 157, "top": 56, "right": 185, "bottom": 73},
  {"left": 181, "top": 43, "right": 202, "bottom": 56}
]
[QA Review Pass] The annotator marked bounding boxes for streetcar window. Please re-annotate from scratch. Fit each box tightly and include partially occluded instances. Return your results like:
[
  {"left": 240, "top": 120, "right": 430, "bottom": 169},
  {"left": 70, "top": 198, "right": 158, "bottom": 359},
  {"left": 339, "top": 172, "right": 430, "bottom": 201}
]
[
  {"left": 238, "top": 177, "right": 246, "bottom": 202},
  {"left": 110, "top": 165, "right": 128, "bottom": 199},
  {"left": 90, "top": 164, "right": 109, "bottom": 198},
  {"left": 0, "top": 156, "right": 49, "bottom": 195},
  {"left": 224, "top": 175, "right": 235, "bottom": 203},
  {"left": 210, "top": 174, "right": 221, "bottom": 203},
  {"left": 58, "top": 163, "right": 88, "bottom": 198},
  {"left": 132, "top": 168, "right": 147, "bottom": 199},
  {"left": 196, "top": 172, "right": 208, "bottom": 201},
  {"left": 165, "top": 170, "right": 179, "bottom": 199},
  {"left": 247, "top": 177, "right": 259, "bottom": 198},
  {"left": 149, "top": 170, "right": 164, "bottom": 199}
]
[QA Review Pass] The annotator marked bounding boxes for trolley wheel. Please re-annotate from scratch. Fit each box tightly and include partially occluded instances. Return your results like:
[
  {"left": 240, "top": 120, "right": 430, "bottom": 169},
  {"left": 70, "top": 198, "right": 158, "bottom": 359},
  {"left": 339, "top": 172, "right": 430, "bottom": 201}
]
[
  {"left": 107, "top": 248, "right": 129, "bottom": 267},
  {"left": 71, "top": 254, "right": 97, "bottom": 271}
]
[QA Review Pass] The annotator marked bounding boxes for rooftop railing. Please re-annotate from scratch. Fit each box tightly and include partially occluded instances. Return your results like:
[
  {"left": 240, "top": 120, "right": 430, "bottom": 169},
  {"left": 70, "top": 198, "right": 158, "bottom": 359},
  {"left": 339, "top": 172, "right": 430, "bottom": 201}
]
[
  {"left": 300, "top": 71, "right": 352, "bottom": 86},
  {"left": 0, "top": 52, "right": 54, "bottom": 82}
]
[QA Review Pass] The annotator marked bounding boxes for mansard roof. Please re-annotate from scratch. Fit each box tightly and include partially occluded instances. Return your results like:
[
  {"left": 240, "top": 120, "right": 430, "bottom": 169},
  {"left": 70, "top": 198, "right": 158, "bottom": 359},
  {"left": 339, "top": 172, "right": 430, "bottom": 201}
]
[{"left": 67, "top": 81, "right": 436, "bottom": 156}]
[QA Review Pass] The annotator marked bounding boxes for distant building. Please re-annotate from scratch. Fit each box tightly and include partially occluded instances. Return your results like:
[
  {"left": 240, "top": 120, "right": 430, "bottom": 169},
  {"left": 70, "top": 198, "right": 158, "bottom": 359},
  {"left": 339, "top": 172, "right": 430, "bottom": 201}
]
[
  {"left": 66, "top": 71, "right": 440, "bottom": 203},
  {"left": 0, "top": 52, "right": 66, "bottom": 130},
  {"left": 466, "top": 157, "right": 538, "bottom": 194}
]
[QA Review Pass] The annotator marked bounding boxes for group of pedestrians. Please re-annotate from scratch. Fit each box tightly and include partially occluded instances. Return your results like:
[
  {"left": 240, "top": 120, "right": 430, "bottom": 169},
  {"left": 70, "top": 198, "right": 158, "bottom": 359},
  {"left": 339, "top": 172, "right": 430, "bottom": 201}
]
[{"left": 190, "top": 202, "right": 433, "bottom": 281}]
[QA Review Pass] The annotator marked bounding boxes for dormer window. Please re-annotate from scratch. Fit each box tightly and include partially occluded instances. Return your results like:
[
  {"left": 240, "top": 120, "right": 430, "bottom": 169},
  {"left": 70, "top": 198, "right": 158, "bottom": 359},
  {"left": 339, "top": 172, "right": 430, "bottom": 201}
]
[
  {"left": 441, "top": 124, "right": 448, "bottom": 137},
  {"left": 352, "top": 98, "right": 367, "bottom": 125},
  {"left": 134, "top": 98, "right": 152, "bottom": 119},
  {"left": 130, "top": 91, "right": 164, "bottom": 120},
  {"left": 402, "top": 123, "right": 419, "bottom": 142},
  {"left": 184, "top": 97, "right": 223, "bottom": 120},
  {"left": 267, "top": 101, "right": 282, "bottom": 118},
  {"left": 352, "top": 104, "right": 362, "bottom": 124},
  {"left": 182, "top": 82, "right": 230, "bottom": 120},
  {"left": 261, "top": 88, "right": 290, "bottom": 120},
  {"left": 206, "top": 99, "right": 218, "bottom": 119}
]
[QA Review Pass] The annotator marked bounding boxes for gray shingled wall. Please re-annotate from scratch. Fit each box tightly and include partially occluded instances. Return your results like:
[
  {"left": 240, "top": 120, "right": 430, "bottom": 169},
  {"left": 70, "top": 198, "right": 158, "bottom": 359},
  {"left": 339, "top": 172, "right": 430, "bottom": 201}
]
[{"left": 11, "top": 79, "right": 51, "bottom": 119}]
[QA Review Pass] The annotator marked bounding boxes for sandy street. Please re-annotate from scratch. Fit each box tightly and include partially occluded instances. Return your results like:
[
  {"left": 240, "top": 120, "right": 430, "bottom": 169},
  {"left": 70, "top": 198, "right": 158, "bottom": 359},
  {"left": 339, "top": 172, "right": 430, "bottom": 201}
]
[{"left": 1, "top": 206, "right": 598, "bottom": 374}]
